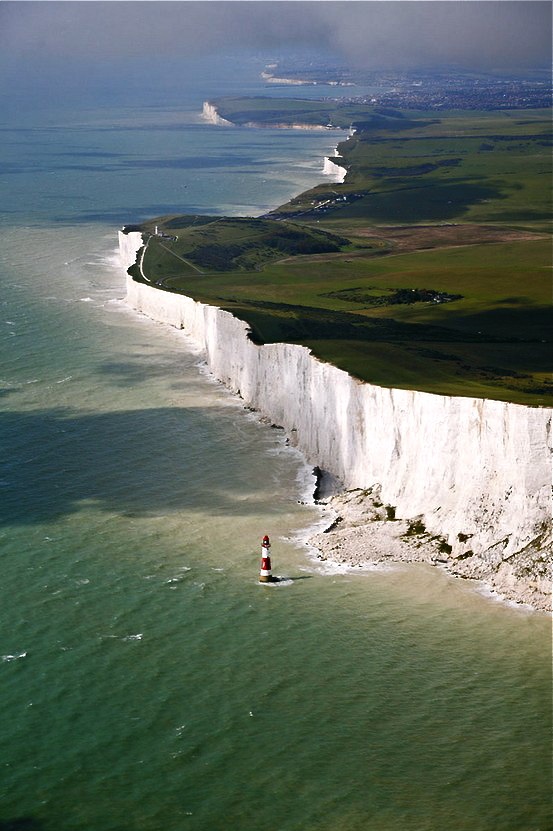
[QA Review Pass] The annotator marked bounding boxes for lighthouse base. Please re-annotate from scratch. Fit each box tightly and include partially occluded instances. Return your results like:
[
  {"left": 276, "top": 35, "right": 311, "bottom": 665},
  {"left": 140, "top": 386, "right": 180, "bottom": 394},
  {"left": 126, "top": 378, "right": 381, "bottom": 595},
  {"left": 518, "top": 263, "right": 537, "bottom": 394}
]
[{"left": 259, "top": 574, "right": 275, "bottom": 583}]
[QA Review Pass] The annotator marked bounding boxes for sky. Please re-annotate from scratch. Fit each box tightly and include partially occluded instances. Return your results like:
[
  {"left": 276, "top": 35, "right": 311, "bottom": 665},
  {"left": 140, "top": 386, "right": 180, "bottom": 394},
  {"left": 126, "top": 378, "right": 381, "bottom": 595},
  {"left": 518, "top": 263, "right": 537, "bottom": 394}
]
[{"left": 1, "top": 1, "right": 551, "bottom": 75}]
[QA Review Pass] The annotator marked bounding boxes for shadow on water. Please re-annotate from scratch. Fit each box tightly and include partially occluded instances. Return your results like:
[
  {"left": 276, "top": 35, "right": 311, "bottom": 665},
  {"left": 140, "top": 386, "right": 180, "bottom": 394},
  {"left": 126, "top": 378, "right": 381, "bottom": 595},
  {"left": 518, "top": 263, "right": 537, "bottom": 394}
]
[
  {"left": 99, "top": 360, "right": 202, "bottom": 389},
  {"left": 259, "top": 575, "right": 314, "bottom": 585},
  {"left": 0, "top": 405, "right": 294, "bottom": 526}
]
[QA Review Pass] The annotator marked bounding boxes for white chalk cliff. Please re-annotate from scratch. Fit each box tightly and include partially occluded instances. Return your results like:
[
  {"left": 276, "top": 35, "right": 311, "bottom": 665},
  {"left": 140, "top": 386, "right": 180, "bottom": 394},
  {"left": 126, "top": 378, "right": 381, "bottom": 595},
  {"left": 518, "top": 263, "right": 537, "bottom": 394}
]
[
  {"left": 201, "top": 102, "right": 234, "bottom": 127},
  {"left": 202, "top": 101, "right": 332, "bottom": 131},
  {"left": 323, "top": 154, "right": 347, "bottom": 183},
  {"left": 120, "top": 230, "right": 552, "bottom": 605}
]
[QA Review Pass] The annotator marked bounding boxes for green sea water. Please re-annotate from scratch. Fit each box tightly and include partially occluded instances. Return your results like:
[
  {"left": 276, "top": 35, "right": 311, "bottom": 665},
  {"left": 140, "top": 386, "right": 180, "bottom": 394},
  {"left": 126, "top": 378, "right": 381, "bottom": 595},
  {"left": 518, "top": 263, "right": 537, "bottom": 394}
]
[{"left": 0, "top": 56, "right": 551, "bottom": 831}]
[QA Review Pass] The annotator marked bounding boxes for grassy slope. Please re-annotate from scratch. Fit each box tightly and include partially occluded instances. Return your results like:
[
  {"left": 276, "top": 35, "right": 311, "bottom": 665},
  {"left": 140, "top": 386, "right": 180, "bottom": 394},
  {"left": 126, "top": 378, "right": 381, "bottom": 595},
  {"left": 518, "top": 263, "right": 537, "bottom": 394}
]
[
  {"left": 135, "top": 105, "right": 552, "bottom": 406},
  {"left": 274, "top": 109, "right": 552, "bottom": 231}
]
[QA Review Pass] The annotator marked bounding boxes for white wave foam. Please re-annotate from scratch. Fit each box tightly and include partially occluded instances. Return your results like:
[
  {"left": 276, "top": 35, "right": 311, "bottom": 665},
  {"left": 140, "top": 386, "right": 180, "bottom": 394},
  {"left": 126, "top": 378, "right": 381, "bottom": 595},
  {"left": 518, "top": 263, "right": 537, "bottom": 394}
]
[
  {"left": 165, "top": 566, "right": 192, "bottom": 586},
  {"left": 473, "top": 582, "right": 537, "bottom": 614},
  {"left": 2, "top": 651, "right": 27, "bottom": 662},
  {"left": 100, "top": 250, "right": 124, "bottom": 270},
  {"left": 256, "top": 576, "right": 294, "bottom": 587},
  {"left": 307, "top": 557, "right": 399, "bottom": 577}
]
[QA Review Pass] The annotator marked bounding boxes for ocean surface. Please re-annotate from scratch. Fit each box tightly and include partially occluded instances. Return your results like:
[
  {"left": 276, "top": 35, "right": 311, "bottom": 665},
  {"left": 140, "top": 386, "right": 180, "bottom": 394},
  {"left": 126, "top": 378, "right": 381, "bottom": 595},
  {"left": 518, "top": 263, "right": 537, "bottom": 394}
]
[{"left": 0, "top": 54, "right": 551, "bottom": 831}]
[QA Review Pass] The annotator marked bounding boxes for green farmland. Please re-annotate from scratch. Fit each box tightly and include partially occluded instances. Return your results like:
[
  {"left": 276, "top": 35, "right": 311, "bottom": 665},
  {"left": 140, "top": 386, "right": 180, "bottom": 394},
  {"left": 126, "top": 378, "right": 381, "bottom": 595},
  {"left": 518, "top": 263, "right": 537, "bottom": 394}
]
[{"left": 132, "top": 104, "right": 552, "bottom": 406}]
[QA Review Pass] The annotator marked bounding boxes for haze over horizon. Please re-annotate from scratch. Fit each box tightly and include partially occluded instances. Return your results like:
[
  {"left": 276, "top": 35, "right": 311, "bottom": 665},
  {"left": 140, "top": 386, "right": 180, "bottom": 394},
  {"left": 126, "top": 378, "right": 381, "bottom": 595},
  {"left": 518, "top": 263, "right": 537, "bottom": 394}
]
[{"left": 1, "top": 0, "right": 551, "bottom": 77}]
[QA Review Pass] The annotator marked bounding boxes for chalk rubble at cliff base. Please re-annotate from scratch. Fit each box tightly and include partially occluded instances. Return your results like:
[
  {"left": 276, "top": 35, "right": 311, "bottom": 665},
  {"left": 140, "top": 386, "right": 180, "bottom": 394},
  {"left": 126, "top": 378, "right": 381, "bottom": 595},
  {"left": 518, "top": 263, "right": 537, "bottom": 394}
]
[
  {"left": 120, "top": 230, "right": 552, "bottom": 614},
  {"left": 309, "top": 488, "right": 551, "bottom": 613}
]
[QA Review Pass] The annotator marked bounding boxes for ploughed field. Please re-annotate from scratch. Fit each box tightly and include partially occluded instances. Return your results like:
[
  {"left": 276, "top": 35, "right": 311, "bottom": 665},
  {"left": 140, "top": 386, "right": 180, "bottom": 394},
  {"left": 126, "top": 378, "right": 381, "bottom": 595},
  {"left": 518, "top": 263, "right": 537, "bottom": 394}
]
[{"left": 131, "top": 105, "right": 552, "bottom": 406}]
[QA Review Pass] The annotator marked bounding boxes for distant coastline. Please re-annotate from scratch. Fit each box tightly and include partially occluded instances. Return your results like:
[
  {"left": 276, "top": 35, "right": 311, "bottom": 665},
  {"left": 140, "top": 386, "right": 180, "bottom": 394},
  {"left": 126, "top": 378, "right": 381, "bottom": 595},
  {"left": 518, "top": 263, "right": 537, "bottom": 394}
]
[
  {"left": 120, "top": 100, "right": 551, "bottom": 614},
  {"left": 260, "top": 63, "right": 355, "bottom": 88},
  {"left": 201, "top": 100, "right": 348, "bottom": 182},
  {"left": 201, "top": 100, "right": 335, "bottom": 131}
]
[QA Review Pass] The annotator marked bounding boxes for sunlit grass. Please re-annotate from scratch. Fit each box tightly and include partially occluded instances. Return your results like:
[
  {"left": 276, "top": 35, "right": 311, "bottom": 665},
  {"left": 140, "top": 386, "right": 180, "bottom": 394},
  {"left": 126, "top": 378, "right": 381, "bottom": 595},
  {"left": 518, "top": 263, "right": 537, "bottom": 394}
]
[{"left": 135, "top": 106, "right": 552, "bottom": 405}]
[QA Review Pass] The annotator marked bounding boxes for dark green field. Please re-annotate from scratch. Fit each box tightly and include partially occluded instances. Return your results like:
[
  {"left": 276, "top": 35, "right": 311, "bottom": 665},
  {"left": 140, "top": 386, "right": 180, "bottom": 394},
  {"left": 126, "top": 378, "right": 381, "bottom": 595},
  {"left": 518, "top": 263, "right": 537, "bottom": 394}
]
[
  {"left": 132, "top": 104, "right": 552, "bottom": 406},
  {"left": 272, "top": 108, "right": 552, "bottom": 232}
]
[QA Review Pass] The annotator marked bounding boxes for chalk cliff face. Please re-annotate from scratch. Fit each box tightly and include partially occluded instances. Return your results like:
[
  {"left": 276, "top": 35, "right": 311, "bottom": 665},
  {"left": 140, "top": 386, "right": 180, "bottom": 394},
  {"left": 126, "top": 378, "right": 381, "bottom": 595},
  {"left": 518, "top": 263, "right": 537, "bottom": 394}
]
[
  {"left": 202, "top": 101, "right": 333, "bottom": 131},
  {"left": 201, "top": 102, "right": 234, "bottom": 127},
  {"left": 119, "top": 230, "right": 144, "bottom": 271},
  {"left": 119, "top": 230, "right": 552, "bottom": 591},
  {"left": 323, "top": 155, "right": 347, "bottom": 182}
]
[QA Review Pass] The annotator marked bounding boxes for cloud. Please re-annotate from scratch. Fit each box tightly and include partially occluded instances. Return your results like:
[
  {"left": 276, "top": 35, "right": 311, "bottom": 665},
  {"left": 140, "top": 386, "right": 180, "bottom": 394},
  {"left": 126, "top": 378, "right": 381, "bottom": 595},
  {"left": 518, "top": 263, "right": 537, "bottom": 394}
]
[
  {"left": 0, "top": 1, "right": 551, "bottom": 70},
  {"left": 320, "top": 2, "right": 553, "bottom": 70}
]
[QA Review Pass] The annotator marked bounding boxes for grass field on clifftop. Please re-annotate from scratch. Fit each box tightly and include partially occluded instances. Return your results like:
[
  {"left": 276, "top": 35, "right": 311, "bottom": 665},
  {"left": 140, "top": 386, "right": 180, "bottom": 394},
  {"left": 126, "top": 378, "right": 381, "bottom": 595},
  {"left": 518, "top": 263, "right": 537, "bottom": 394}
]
[
  {"left": 271, "top": 108, "right": 551, "bottom": 231},
  {"left": 133, "top": 105, "right": 552, "bottom": 406}
]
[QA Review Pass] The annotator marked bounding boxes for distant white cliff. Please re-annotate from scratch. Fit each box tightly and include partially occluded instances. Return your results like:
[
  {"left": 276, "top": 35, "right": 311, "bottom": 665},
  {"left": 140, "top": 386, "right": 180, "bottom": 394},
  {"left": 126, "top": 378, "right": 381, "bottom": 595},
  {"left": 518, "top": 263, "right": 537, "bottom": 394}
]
[
  {"left": 201, "top": 101, "right": 234, "bottom": 127},
  {"left": 201, "top": 101, "right": 332, "bottom": 131},
  {"left": 120, "top": 230, "right": 552, "bottom": 607},
  {"left": 261, "top": 66, "right": 355, "bottom": 87},
  {"left": 323, "top": 152, "right": 347, "bottom": 182},
  {"left": 261, "top": 70, "right": 314, "bottom": 85}
]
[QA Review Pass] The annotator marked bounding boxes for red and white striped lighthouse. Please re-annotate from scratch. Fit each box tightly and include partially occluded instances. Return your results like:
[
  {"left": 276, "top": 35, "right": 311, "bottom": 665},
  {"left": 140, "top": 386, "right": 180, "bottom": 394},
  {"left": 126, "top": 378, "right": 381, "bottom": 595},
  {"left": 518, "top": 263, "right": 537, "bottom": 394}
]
[{"left": 259, "top": 534, "right": 274, "bottom": 583}]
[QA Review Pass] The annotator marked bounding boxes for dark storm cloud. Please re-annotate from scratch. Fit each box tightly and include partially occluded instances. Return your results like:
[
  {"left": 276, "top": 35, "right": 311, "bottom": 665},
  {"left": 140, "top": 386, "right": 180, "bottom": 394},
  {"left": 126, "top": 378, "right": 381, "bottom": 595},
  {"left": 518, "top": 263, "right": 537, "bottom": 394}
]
[{"left": 1, "top": 1, "right": 551, "bottom": 70}]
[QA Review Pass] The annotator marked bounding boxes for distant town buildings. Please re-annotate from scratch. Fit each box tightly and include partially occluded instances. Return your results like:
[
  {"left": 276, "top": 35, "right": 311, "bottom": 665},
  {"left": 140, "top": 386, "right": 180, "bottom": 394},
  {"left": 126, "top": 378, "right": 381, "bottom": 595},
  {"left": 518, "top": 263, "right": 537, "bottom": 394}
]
[{"left": 262, "top": 61, "right": 552, "bottom": 110}]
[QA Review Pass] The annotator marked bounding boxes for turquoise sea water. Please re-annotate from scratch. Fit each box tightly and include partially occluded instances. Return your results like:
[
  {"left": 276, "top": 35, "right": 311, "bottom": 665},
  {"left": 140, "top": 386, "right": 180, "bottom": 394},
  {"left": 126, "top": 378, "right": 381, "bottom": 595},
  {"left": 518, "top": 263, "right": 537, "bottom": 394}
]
[{"left": 0, "top": 57, "right": 551, "bottom": 831}]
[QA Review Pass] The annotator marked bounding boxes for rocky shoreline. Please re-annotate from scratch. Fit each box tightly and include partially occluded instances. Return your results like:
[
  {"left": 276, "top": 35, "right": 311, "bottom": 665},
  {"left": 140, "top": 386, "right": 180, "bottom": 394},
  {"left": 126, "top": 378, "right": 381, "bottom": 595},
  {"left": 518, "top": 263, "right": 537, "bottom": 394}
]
[{"left": 308, "top": 488, "right": 552, "bottom": 613}]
